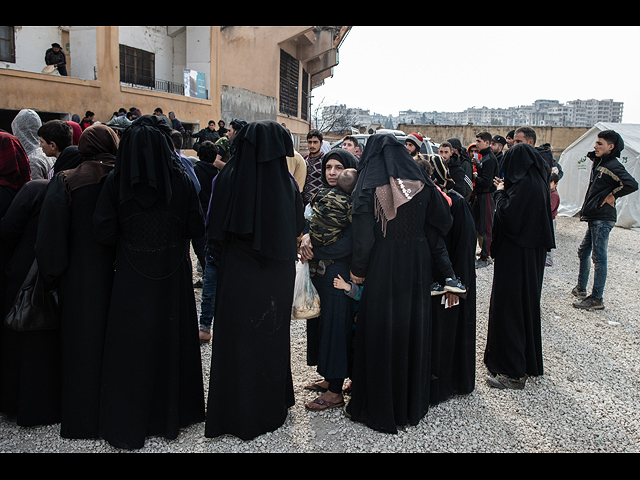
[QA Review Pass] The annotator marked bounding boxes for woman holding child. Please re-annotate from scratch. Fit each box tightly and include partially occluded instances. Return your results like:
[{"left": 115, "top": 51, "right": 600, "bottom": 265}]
[{"left": 300, "top": 148, "right": 358, "bottom": 411}]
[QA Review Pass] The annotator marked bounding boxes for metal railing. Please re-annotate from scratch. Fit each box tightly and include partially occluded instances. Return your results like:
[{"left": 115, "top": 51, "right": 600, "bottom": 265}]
[{"left": 120, "top": 73, "right": 208, "bottom": 99}]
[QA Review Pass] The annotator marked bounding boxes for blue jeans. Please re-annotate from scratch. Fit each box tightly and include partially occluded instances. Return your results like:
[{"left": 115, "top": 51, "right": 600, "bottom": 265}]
[
  {"left": 577, "top": 220, "right": 615, "bottom": 298},
  {"left": 199, "top": 254, "right": 218, "bottom": 332}
]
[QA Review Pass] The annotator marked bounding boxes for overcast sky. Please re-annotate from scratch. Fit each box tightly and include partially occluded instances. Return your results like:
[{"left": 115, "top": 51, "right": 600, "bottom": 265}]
[{"left": 311, "top": 26, "right": 640, "bottom": 124}]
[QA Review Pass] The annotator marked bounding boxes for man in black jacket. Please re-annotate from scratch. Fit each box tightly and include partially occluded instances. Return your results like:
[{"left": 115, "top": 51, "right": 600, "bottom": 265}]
[
  {"left": 572, "top": 130, "right": 638, "bottom": 310},
  {"left": 473, "top": 131, "right": 499, "bottom": 267}
]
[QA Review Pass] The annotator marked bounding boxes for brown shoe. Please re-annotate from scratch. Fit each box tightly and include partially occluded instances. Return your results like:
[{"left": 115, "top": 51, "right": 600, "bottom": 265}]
[
  {"left": 199, "top": 330, "right": 211, "bottom": 344},
  {"left": 486, "top": 373, "right": 526, "bottom": 390}
]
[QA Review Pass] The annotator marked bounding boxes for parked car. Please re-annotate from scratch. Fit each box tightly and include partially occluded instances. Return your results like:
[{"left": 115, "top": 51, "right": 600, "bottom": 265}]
[{"left": 330, "top": 130, "right": 439, "bottom": 156}]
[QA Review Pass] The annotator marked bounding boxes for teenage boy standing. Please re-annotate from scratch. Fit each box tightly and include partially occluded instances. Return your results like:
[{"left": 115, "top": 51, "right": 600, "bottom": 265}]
[{"left": 572, "top": 130, "right": 638, "bottom": 310}]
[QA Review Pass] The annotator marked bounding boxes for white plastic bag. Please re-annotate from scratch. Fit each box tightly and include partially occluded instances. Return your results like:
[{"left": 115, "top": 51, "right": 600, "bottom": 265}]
[{"left": 292, "top": 261, "right": 320, "bottom": 319}]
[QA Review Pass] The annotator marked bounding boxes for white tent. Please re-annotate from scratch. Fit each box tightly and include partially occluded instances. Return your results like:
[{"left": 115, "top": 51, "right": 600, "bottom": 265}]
[{"left": 557, "top": 122, "right": 640, "bottom": 231}]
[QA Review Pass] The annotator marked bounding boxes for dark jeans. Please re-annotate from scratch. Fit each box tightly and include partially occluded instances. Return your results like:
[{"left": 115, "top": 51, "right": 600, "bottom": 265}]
[
  {"left": 577, "top": 220, "right": 615, "bottom": 298},
  {"left": 199, "top": 254, "right": 218, "bottom": 332}
]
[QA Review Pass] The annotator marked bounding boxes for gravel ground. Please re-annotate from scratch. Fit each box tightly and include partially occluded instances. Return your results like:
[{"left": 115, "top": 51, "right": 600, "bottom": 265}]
[{"left": 1, "top": 215, "right": 639, "bottom": 453}]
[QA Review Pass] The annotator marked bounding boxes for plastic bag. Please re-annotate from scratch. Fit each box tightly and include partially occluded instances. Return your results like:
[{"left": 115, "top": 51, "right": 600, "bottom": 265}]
[{"left": 292, "top": 261, "right": 321, "bottom": 319}]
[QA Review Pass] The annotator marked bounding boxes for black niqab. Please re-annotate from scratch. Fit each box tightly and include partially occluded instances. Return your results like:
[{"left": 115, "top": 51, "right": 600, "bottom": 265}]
[
  {"left": 352, "top": 134, "right": 432, "bottom": 215},
  {"left": 206, "top": 119, "right": 299, "bottom": 261},
  {"left": 492, "top": 142, "right": 555, "bottom": 251},
  {"left": 112, "top": 115, "right": 177, "bottom": 208}
]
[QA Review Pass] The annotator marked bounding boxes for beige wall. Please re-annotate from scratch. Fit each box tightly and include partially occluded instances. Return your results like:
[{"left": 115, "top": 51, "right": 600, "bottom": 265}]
[
  {"left": 1, "top": 26, "right": 219, "bottom": 129},
  {"left": 398, "top": 124, "right": 590, "bottom": 157}
]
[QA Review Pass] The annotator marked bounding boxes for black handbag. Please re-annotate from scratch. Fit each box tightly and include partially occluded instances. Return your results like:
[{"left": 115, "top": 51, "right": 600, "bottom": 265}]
[{"left": 4, "top": 259, "right": 61, "bottom": 332}]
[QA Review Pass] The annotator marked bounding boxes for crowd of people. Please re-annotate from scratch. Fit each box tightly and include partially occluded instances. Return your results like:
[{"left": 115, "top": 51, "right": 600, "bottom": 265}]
[{"left": 0, "top": 106, "right": 637, "bottom": 448}]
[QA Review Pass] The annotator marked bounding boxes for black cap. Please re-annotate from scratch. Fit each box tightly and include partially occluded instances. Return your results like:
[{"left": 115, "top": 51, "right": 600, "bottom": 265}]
[{"left": 492, "top": 135, "right": 507, "bottom": 146}]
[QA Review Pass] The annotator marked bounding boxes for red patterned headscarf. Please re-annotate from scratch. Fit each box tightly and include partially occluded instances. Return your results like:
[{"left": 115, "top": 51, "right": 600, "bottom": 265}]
[{"left": 0, "top": 132, "right": 31, "bottom": 191}]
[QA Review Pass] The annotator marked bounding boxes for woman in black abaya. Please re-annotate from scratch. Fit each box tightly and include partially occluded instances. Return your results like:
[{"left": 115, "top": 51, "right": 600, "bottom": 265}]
[
  {"left": 345, "top": 134, "right": 452, "bottom": 434},
  {"left": 299, "top": 148, "right": 358, "bottom": 411},
  {"left": 483, "top": 141, "right": 554, "bottom": 390},
  {"left": 205, "top": 120, "right": 304, "bottom": 441},
  {"left": 93, "top": 115, "right": 206, "bottom": 449},
  {"left": 35, "top": 124, "right": 118, "bottom": 438}
]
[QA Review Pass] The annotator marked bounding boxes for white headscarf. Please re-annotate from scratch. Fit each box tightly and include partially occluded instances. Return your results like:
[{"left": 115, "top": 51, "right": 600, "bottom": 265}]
[{"left": 11, "top": 109, "right": 55, "bottom": 179}]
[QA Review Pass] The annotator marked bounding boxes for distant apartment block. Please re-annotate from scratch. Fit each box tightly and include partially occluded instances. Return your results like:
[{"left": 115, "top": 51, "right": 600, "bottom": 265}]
[{"left": 329, "top": 99, "right": 623, "bottom": 130}]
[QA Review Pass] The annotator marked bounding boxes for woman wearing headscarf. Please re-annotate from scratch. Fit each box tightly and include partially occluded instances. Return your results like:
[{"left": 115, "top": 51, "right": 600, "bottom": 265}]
[
  {"left": 67, "top": 121, "right": 82, "bottom": 146},
  {"left": 1, "top": 177, "right": 60, "bottom": 427},
  {"left": 34, "top": 124, "right": 119, "bottom": 439},
  {"left": 11, "top": 109, "right": 56, "bottom": 180},
  {"left": 299, "top": 148, "right": 358, "bottom": 411},
  {"left": 93, "top": 115, "right": 206, "bottom": 449},
  {"left": 204, "top": 120, "right": 304, "bottom": 441},
  {"left": 483, "top": 141, "right": 555, "bottom": 390},
  {"left": 0, "top": 133, "right": 30, "bottom": 322},
  {"left": 344, "top": 134, "right": 452, "bottom": 434},
  {"left": 0, "top": 133, "right": 59, "bottom": 426}
]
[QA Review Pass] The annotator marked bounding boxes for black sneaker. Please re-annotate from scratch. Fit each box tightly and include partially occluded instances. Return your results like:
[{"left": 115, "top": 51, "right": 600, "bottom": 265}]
[
  {"left": 430, "top": 282, "right": 445, "bottom": 296},
  {"left": 444, "top": 278, "right": 466, "bottom": 295},
  {"left": 571, "top": 285, "right": 587, "bottom": 299},
  {"left": 573, "top": 295, "right": 604, "bottom": 311}
]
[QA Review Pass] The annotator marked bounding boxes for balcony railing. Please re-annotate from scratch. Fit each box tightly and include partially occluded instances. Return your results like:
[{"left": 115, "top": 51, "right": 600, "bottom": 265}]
[{"left": 120, "top": 73, "right": 208, "bottom": 99}]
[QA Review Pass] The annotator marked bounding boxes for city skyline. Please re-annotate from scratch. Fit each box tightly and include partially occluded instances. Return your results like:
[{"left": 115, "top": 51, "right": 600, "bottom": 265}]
[{"left": 312, "top": 26, "right": 640, "bottom": 125}]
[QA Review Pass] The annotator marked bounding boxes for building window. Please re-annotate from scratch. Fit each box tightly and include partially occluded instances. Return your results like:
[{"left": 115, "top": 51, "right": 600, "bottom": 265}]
[
  {"left": 0, "top": 26, "right": 15, "bottom": 63},
  {"left": 119, "top": 44, "right": 155, "bottom": 88},
  {"left": 279, "top": 49, "right": 299, "bottom": 117},
  {"left": 301, "top": 69, "right": 309, "bottom": 121}
]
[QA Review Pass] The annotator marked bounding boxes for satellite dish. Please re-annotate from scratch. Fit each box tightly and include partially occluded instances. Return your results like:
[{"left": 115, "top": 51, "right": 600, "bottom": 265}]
[{"left": 42, "top": 65, "right": 57, "bottom": 74}]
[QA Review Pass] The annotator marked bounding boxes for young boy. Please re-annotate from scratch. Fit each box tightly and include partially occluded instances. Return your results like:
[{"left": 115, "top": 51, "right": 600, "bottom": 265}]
[
  {"left": 572, "top": 130, "right": 638, "bottom": 310},
  {"left": 38, "top": 119, "right": 73, "bottom": 161},
  {"left": 308, "top": 168, "right": 358, "bottom": 277},
  {"left": 546, "top": 173, "right": 560, "bottom": 267}
]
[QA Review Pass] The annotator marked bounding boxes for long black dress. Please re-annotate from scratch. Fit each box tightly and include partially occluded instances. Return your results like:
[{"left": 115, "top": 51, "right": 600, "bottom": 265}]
[
  {"left": 346, "top": 135, "right": 452, "bottom": 434},
  {"left": 1, "top": 179, "right": 62, "bottom": 427},
  {"left": 429, "top": 190, "right": 477, "bottom": 404},
  {"left": 205, "top": 120, "right": 304, "bottom": 441},
  {"left": 93, "top": 116, "right": 205, "bottom": 449},
  {"left": 35, "top": 124, "right": 119, "bottom": 438},
  {"left": 484, "top": 142, "right": 555, "bottom": 380},
  {"left": 306, "top": 149, "right": 358, "bottom": 387}
]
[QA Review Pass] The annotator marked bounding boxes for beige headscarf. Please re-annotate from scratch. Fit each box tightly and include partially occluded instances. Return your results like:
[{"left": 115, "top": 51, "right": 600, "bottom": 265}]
[{"left": 374, "top": 177, "right": 424, "bottom": 236}]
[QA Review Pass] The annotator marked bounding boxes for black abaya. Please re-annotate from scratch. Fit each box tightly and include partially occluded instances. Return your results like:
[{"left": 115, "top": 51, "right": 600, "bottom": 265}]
[
  {"left": 0, "top": 179, "right": 62, "bottom": 427},
  {"left": 429, "top": 191, "right": 477, "bottom": 404},
  {"left": 205, "top": 120, "right": 304, "bottom": 440},
  {"left": 346, "top": 134, "right": 452, "bottom": 434},
  {"left": 93, "top": 116, "right": 206, "bottom": 449},
  {"left": 35, "top": 173, "right": 116, "bottom": 438},
  {"left": 483, "top": 142, "right": 555, "bottom": 380}
]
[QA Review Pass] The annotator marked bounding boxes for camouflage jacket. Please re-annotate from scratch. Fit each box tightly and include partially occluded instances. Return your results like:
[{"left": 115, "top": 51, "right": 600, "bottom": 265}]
[{"left": 309, "top": 187, "right": 352, "bottom": 246}]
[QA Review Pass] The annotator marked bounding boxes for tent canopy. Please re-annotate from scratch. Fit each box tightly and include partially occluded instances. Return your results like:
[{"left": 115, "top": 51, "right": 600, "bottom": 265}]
[{"left": 557, "top": 122, "right": 640, "bottom": 231}]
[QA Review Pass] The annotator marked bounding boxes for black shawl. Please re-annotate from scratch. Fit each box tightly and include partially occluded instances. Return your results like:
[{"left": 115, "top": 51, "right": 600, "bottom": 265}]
[
  {"left": 112, "top": 115, "right": 177, "bottom": 208},
  {"left": 52, "top": 146, "right": 82, "bottom": 175},
  {"left": 491, "top": 142, "right": 555, "bottom": 253},
  {"left": 206, "top": 119, "right": 300, "bottom": 261}
]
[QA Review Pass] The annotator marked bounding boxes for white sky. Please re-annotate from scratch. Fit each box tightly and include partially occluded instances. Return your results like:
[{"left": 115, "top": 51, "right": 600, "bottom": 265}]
[{"left": 311, "top": 26, "right": 640, "bottom": 124}]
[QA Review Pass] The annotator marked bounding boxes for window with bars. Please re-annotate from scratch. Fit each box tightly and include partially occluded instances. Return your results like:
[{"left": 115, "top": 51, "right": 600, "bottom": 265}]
[
  {"left": 301, "top": 69, "right": 309, "bottom": 121},
  {"left": 119, "top": 44, "right": 155, "bottom": 88},
  {"left": 0, "top": 26, "right": 15, "bottom": 63},
  {"left": 279, "top": 49, "right": 299, "bottom": 117}
]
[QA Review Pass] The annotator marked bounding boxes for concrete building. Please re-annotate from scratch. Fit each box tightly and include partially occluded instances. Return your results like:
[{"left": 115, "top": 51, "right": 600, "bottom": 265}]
[{"left": 0, "top": 26, "right": 351, "bottom": 152}]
